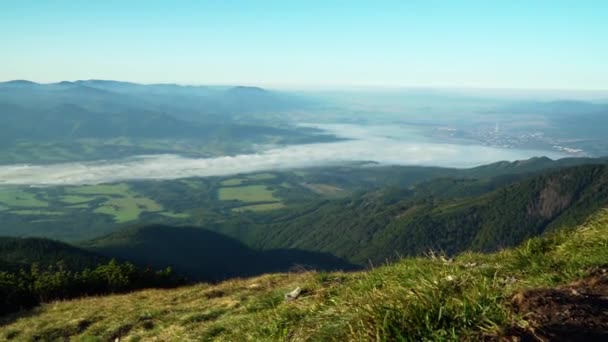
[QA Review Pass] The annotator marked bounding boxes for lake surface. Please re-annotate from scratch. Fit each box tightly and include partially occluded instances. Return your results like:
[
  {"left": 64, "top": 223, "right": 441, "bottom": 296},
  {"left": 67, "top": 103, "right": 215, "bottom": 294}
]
[{"left": 0, "top": 124, "right": 564, "bottom": 185}]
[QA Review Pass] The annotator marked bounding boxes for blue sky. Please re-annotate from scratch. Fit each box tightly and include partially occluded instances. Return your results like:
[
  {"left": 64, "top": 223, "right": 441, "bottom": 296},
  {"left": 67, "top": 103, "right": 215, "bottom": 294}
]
[{"left": 1, "top": 1, "right": 606, "bottom": 89}]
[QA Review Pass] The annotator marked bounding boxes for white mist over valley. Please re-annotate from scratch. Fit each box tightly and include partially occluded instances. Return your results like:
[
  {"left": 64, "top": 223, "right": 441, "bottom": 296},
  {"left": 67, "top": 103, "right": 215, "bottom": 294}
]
[{"left": 0, "top": 124, "right": 564, "bottom": 185}]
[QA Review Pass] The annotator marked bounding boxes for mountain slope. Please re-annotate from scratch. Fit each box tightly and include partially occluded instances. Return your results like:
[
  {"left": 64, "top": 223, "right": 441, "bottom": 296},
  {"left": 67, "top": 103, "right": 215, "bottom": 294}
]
[
  {"left": 3, "top": 209, "right": 607, "bottom": 341},
  {"left": 232, "top": 164, "right": 608, "bottom": 264},
  {"left": 82, "top": 225, "right": 357, "bottom": 281}
]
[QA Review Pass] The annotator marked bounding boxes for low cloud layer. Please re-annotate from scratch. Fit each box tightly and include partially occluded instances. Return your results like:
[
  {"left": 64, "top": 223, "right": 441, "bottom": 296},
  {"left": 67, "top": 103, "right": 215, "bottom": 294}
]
[{"left": 0, "top": 124, "right": 564, "bottom": 186}]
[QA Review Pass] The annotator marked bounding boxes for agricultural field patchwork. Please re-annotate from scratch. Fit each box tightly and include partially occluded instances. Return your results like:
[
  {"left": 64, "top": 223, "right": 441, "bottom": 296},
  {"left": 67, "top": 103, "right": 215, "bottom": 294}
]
[
  {"left": 64, "top": 184, "right": 172, "bottom": 223},
  {"left": 0, "top": 183, "right": 189, "bottom": 226},
  {"left": 0, "top": 167, "right": 366, "bottom": 240}
]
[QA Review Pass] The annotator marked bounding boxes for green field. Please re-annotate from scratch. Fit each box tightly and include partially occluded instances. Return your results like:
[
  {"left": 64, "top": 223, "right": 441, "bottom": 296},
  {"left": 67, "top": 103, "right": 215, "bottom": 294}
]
[
  {"left": 304, "top": 183, "right": 347, "bottom": 197},
  {"left": 220, "top": 178, "right": 246, "bottom": 186},
  {"left": 0, "top": 189, "right": 48, "bottom": 207},
  {"left": 94, "top": 197, "right": 163, "bottom": 223},
  {"left": 69, "top": 183, "right": 131, "bottom": 196},
  {"left": 60, "top": 195, "right": 97, "bottom": 204},
  {"left": 218, "top": 185, "right": 279, "bottom": 203},
  {"left": 9, "top": 210, "right": 64, "bottom": 216},
  {"left": 67, "top": 203, "right": 91, "bottom": 209},
  {"left": 232, "top": 202, "right": 285, "bottom": 212},
  {"left": 66, "top": 183, "right": 166, "bottom": 223},
  {"left": 159, "top": 211, "right": 191, "bottom": 219}
]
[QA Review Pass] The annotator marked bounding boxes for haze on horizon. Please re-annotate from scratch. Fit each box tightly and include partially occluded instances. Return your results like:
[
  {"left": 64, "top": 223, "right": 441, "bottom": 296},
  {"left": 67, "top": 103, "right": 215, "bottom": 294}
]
[{"left": 1, "top": 1, "right": 607, "bottom": 90}]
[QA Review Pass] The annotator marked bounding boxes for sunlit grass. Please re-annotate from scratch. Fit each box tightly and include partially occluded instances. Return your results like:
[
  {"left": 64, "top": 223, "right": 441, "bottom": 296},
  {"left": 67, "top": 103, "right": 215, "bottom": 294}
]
[{"left": 3, "top": 209, "right": 607, "bottom": 341}]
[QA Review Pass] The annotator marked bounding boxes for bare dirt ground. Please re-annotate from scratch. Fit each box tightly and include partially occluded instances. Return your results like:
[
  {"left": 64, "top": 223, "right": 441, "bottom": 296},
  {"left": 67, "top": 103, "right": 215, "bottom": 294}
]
[{"left": 505, "top": 267, "right": 608, "bottom": 341}]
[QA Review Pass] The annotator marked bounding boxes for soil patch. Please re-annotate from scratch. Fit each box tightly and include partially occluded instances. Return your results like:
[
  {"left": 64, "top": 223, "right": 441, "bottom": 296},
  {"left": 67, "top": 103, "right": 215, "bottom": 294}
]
[{"left": 506, "top": 267, "right": 608, "bottom": 341}]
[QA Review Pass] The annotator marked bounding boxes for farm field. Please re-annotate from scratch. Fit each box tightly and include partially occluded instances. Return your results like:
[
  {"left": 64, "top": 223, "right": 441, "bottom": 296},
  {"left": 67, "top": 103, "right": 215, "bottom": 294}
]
[
  {"left": 218, "top": 185, "right": 280, "bottom": 203},
  {"left": 0, "top": 164, "right": 389, "bottom": 240},
  {"left": 232, "top": 202, "right": 285, "bottom": 212}
]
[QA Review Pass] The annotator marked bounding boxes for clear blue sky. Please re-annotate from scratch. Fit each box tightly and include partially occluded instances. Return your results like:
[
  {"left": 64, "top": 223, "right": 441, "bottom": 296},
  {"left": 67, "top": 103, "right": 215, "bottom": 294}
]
[{"left": 1, "top": 1, "right": 606, "bottom": 89}]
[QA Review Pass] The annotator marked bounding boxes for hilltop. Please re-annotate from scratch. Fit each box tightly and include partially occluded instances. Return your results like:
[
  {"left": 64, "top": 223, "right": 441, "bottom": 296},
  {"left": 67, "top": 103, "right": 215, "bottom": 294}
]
[{"left": 2, "top": 209, "right": 607, "bottom": 340}]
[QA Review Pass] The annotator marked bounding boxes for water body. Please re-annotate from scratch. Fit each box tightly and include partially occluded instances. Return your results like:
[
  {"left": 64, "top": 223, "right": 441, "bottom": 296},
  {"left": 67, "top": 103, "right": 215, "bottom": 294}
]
[{"left": 0, "top": 124, "right": 564, "bottom": 185}]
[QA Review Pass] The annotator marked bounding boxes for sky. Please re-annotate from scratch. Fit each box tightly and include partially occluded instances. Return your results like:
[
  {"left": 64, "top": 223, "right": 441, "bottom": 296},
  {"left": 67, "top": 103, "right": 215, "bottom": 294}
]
[{"left": 1, "top": 1, "right": 607, "bottom": 90}]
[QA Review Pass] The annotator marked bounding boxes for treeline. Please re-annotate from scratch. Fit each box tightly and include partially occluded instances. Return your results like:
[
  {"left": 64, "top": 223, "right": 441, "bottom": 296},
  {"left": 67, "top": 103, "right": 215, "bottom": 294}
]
[{"left": 0, "top": 259, "right": 184, "bottom": 315}]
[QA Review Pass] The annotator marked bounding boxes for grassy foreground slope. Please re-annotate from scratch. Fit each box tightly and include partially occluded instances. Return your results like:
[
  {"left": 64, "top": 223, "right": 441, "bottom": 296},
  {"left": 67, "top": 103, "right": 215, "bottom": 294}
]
[{"left": 2, "top": 210, "right": 608, "bottom": 341}]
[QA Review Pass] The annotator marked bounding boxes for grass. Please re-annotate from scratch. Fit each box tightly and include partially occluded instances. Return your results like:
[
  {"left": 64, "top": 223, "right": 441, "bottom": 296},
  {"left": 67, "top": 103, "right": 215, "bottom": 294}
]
[
  {"left": 159, "top": 211, "right": 191, "bottom": 219},
  {"left": 67, "top": 203, "right": 91, "bottom": 209},
  {"left": 65, "top": 183, "right": 165, "bottom": 223},
  {"left": 60, "top": 195, "right": 97, "bottom": 204},
  {"left": 232, "top": 202, "right": 285, "bottom": 212},
  {"left": 69, "top": 183, "right": 131, "bottom": 196},
  {"left": 0, "top": 189, "right": 48, "bottom": 208},
  {"left": 3, "top": 210, "right": 607, "bottom": 341},
  {"left": 304, "top": 183, "right": 347, "bottom": 197},
  {"left": 218, "top": 185, "right": 279, "bottom": 203},
  {"left": 220, "top": 178, "right": 246, "bottom": 186},
  {"left": 0, "top": 183, "right": 184, "bottom": 225},
  {"left": 8, "top": 210, "right": 64, "bottom": 216},
  {"left": 94, "top": 197, "right": 163, "bottom": 223}
]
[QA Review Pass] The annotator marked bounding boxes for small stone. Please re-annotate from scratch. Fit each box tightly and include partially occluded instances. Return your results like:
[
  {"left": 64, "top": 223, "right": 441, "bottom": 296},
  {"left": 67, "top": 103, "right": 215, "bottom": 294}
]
[{"left": 285, "top": 287, "right": 302, "bottom": 301}]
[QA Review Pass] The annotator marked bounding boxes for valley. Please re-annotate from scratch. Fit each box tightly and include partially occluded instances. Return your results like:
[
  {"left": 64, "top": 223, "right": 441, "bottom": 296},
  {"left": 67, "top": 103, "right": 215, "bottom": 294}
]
[{"left": 3, "top": 2, "right": 608, "bottom": 339}]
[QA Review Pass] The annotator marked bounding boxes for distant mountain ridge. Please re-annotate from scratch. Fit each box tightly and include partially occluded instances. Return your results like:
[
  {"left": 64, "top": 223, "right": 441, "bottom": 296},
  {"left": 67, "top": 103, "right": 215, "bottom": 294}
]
[{"left": 0, "top": 79, "right": 311, "bottom": 144}]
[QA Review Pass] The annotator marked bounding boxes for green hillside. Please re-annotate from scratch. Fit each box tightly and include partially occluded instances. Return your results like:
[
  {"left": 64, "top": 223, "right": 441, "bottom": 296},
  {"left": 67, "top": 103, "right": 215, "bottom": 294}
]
[
  {"left": 2, "top": 209, "right": 607, "bottom": 341},
  {"left": 233, "top": 164, "right": 608, "bottom": 264}
]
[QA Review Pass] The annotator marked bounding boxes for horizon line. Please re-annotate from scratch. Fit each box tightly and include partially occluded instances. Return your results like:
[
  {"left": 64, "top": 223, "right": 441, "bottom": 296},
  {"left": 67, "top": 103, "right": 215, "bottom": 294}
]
[{"left": 2, "top": 78, "right": 608, "bottom": 94}]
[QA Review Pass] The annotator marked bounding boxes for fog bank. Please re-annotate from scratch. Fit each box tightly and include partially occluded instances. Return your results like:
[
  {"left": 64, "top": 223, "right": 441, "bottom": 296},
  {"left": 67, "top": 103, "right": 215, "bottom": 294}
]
[{"left": 0, "top": 124, "right": 564, "bottom": 185}]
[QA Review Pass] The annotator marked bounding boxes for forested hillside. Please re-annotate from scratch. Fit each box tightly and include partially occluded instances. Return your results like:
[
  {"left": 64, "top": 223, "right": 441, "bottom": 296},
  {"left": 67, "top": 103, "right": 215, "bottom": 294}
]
[
  {"left": 0, "top": 237, "right": 107, "bottom": 272},
  {"left": 233, "top": 164, "right": 608, "bottom": 264},
  {"left": 0, "top": 238, "right": 183, "bottom": 315},
  {"left": 83, "top": 225, "right": 357, "bottom": 281},
  {"left": 63, "top": 163, "right": 608, "bottom": 279}
]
